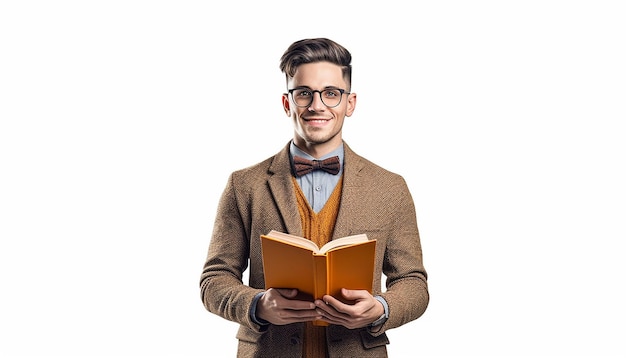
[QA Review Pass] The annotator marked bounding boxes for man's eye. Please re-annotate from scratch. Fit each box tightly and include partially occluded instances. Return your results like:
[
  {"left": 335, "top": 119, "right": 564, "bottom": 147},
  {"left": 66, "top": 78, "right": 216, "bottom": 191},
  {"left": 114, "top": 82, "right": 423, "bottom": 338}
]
[
  {"left": 324, "top": 90, "right": 339, "bottom": 98},
  {"left": 296, "top": 90, "right": 312, "bottom": 97}
]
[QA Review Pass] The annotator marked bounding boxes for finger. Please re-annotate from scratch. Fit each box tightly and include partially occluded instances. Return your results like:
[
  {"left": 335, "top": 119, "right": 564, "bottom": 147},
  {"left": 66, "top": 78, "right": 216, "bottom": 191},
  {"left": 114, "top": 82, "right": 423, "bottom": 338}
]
[
  {"left": 315, "top": 302, "right": 351, "bottom": 322},
  {"left": 320, "top": 295, "right": 350, "bottom": 313},
  {"left": 284, "top": 308, "right": 323, "bottom": 321},
  {"left": 313, "top": 299, "right": 336, "bottom": 315},
  {"left": 316, "top": 309, "right": 351, "bottom": 326},
  {"left": 265, "top": 289, "right": 315, "bottom": 310}
]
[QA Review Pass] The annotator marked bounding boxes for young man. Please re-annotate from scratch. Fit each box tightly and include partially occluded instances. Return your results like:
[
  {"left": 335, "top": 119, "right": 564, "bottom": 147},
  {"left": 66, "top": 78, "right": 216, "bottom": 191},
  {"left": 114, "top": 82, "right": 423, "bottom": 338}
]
[{"left": 200, "top": 38, "right": 429, "bottom": 357}]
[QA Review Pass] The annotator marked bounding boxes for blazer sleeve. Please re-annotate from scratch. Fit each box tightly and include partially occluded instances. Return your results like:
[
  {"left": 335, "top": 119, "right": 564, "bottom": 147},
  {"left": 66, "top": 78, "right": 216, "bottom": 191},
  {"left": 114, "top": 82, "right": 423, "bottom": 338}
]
[
  {"left": 371, "top": 176, "right": 429, "bottom": 335},
  {"left": 199, "top": 173, "right": 265, "bottom": 331}
]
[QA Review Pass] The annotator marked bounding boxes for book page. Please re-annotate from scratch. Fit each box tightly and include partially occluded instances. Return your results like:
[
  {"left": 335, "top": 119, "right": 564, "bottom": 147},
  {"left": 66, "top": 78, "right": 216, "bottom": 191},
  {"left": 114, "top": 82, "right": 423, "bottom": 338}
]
[
  {"left": 265, "top": 230, "right": 320, "bottom": 252},
  {"left": 319, "top": 234, "right": 369, "bottom": 253}
]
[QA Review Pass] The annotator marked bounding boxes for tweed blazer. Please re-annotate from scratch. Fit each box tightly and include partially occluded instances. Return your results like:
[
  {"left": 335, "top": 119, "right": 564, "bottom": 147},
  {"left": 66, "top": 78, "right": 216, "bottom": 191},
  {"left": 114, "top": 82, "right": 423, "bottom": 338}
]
[{"left": 200, "top": 141, "right": 429, "bottom": 357}]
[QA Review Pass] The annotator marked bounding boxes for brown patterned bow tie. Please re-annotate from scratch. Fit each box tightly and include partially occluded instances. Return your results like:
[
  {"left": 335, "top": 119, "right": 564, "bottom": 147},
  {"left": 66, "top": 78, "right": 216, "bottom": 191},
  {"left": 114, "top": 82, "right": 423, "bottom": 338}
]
[{"left": 293, "top": 155, "right": 341, "bottom": 177}]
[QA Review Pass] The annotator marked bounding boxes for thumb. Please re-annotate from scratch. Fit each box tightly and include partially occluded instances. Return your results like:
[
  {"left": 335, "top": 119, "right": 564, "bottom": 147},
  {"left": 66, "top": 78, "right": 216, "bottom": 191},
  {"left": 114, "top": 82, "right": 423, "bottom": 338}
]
[
  {"left": 276, "top": 288, "right": 299, "bottom": 298},
  {"left": 341, "top": 288, "right": 368, "bottom": 300}
]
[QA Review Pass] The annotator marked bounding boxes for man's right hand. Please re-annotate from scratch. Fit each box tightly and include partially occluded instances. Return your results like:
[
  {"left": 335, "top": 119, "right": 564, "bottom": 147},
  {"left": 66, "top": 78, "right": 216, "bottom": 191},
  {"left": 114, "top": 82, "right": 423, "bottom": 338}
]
[{"left": 256, "top": 288, "right": 322, "bottom": 325}]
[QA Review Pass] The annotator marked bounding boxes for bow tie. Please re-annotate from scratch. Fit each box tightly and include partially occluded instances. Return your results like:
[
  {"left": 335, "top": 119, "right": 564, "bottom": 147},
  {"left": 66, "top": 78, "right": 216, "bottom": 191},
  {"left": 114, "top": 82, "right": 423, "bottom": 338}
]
[{"left": 293, "top": 155, "right": 341, "bottom": 177}]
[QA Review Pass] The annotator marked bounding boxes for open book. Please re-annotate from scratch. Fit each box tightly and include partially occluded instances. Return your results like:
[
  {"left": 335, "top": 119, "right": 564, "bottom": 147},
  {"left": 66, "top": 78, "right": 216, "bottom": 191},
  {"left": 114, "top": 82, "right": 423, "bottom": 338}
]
[{"left": 260, "top": 230, "right": 376, "bottom": 326}]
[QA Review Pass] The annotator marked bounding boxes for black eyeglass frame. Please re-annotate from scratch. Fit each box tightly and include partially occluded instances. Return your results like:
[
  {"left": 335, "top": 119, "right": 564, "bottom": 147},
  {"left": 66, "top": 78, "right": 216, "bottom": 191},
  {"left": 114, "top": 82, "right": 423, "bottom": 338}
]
[{"left": 287, "top": 87, "right": 350, "bottom": 108}]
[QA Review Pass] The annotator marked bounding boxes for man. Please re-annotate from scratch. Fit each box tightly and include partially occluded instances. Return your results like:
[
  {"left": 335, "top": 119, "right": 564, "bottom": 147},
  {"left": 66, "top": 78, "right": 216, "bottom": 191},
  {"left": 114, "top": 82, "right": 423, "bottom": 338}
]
[{"left": 200, "top": 38, "right": 428, "bottom": 357}]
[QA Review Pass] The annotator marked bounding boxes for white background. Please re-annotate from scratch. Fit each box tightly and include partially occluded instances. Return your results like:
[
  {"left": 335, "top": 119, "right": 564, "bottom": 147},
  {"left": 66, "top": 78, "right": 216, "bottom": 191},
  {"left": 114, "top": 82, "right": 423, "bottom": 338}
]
[{"left": 1, "top": 1, "right": 625, "bottom": 357}]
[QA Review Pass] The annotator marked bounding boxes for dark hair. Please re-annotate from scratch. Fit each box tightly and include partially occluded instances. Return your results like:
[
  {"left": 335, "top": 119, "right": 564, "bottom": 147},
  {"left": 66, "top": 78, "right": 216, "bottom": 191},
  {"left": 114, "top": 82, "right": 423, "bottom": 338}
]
[{"left": 279, "top": 38, "right": 352, "bottom": 89}]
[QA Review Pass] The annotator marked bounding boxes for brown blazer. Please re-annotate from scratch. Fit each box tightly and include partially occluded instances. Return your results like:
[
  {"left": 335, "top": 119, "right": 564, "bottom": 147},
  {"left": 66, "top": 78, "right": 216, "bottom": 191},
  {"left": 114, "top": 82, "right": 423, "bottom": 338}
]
[{"left": 200, "top": 141, "right": 429, "bottom": 357}]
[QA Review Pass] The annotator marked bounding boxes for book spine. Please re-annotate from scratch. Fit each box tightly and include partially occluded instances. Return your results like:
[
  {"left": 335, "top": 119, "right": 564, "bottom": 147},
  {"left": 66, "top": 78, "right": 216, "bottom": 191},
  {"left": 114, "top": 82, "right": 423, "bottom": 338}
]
[
  {"left": 312, "top": 254, "right": 328, "bottom": 300},
  {"left": 312, "top": 254, "right": 329, "bottom": 327}
]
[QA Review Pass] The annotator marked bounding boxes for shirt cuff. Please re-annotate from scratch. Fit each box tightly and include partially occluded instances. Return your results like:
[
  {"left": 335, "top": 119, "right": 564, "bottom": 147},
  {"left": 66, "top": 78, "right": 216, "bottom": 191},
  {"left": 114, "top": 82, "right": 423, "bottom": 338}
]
[
  {"left": 372, "top": 295, "right": 389, "bottom": 324},
  {"left": 250, "top": 292, "right": 270, "bottom": 326}
]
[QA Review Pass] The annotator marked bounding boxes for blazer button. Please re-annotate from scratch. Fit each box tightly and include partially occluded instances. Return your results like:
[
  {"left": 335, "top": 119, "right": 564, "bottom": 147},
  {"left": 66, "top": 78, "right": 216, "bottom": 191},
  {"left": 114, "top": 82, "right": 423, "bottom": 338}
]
[{"left": 289, "top": 334, "right": 301, "bottom": 345}]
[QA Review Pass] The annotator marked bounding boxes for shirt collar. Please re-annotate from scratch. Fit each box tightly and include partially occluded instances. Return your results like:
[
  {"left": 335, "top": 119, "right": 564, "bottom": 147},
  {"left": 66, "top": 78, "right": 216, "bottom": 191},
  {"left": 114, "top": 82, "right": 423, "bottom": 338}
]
[{"left": 289, "top": 141, "right": 345, "bottom": 164}]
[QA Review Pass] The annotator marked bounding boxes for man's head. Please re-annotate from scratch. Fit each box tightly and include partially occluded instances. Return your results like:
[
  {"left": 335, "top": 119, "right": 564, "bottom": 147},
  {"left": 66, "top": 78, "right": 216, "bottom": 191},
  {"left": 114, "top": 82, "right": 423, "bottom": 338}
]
[{"left": 280, "top": 38, "right": 357, "bottom": 157}]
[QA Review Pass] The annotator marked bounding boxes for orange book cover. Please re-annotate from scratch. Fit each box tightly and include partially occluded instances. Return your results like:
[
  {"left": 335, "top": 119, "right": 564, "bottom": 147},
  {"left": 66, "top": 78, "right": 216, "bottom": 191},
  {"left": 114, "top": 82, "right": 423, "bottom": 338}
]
[{"left": 260, "top": 230, "right": 376, "bottom": 326}]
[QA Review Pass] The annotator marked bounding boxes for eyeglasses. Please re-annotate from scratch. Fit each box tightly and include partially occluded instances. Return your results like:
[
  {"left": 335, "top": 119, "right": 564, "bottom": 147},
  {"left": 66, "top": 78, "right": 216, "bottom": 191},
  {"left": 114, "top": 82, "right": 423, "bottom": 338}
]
[{"left": 288, "top": 87, "right": 349, "bottom": 108}]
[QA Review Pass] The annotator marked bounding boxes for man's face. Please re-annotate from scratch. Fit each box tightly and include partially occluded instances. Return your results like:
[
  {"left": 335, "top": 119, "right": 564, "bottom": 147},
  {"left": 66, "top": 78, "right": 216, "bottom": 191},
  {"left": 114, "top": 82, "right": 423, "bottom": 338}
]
[{"left": 282, "top": 61, "right": 356, "bottom": 155}]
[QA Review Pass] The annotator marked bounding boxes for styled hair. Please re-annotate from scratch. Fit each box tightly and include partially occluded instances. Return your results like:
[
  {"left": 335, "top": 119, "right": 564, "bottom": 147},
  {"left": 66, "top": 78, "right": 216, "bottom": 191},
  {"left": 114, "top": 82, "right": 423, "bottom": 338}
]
[{"left": 279, "top": 38, "right": 352, "bottom": 89}]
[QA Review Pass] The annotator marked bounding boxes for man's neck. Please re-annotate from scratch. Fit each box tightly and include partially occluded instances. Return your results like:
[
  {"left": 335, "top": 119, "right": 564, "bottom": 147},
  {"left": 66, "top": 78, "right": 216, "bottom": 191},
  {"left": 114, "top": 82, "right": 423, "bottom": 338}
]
[{"left": 293, "top": 138, "right": 343, "bottom": 159}]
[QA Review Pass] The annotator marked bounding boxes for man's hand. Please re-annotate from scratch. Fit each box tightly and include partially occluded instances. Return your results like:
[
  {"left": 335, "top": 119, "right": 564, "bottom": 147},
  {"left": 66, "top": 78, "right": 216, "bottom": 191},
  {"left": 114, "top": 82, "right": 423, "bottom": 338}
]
[
  {"left": 314, "top": 288, "right": 384, "bottom": 329},
  {"left": 256, "top": 288, "right": 322, "bottom": 325}
]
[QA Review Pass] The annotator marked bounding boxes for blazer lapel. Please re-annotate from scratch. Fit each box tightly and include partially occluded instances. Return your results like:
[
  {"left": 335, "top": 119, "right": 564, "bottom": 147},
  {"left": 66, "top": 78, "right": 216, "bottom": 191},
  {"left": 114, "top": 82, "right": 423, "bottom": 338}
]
[
  {"left": 333, "top": 143, "right": 366, "bottom": 239},
  {"left": 267, "top": 143, "right": 302, "bottom": 236}
]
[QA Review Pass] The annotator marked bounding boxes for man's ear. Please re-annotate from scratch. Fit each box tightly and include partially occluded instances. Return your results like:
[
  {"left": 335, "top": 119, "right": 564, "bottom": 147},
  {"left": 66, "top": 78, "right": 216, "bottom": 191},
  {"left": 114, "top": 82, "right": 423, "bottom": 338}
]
[
  {"left": 282, "top": 94, "right": 291, "bottom": 116},
  {"left": 345, "top": 92, "right": 357, "bottom": 117}
]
